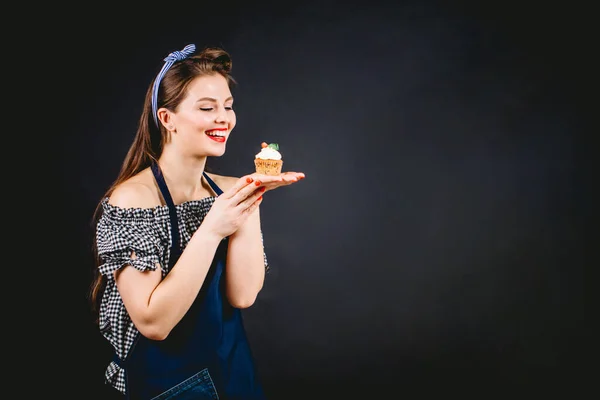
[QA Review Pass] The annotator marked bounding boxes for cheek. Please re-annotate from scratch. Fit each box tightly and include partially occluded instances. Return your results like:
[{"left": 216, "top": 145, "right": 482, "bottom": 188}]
[
  {"left": 194, "top": 115, "right": 214, "bottom": 130},
  {"left": 230, "top": 113, "right": 237, "bottom": 128}
]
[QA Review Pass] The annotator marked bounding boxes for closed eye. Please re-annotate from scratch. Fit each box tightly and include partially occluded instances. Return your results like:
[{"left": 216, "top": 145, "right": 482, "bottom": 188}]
[{"left": 200, "top": 107, "right": 234, "bottom": 111}]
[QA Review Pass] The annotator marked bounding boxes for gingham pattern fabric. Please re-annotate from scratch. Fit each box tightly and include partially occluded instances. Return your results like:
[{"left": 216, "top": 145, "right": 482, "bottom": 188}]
[{"left": 96, "top": 196, "right": 269, "bottom": 394}]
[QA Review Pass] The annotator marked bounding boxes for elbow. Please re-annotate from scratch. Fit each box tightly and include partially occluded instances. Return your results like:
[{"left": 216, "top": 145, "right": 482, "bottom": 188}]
[
  {"left": 136, "top": 321, "right": 172, "bottom": 341},
  {"left": 228, "top": 294, "right": 258, "bottom": 309},
  {"left": 144, "top": 330, "right": 170, "bottom": 341},
  {"left": 227, "top": 283, "right": 263, "bottom": 308}
]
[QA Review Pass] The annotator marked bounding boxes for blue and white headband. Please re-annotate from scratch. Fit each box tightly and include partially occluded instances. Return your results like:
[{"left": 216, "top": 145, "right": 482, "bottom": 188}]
[{"left": 151, "top": 43, "right": 196, "bottom": 128}]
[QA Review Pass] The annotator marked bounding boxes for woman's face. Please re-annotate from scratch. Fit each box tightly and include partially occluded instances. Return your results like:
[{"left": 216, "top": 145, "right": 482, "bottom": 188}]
[{"left": 170, "top": 73, "right": 236, "bottom": 157}]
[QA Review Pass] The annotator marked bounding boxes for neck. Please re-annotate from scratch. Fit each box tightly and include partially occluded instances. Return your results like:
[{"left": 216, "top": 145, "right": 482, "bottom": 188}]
[{"left": 157, "top": 150, "right": 210, "bottom": 202}]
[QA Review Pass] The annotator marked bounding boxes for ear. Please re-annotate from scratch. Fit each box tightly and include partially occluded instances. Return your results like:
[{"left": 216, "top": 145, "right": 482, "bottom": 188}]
[{"left": 157, "top": 108, "right": 175, "bottom": 131}]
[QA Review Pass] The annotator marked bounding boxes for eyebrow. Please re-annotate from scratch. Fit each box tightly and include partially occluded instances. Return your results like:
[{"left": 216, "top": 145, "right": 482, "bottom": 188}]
[{"left": 195, "top": 96, "right": 234, "bottom": 103}]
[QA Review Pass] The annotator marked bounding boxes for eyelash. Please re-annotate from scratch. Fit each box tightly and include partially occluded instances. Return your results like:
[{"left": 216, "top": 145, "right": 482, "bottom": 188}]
[{"left": 200, "top": 107, "right": 234, "bottom": 111}]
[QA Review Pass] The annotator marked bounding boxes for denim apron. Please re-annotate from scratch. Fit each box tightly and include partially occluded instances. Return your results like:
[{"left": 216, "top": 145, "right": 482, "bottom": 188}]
[{"left": 115, "top": 162, "right": 266, "bottom": 400}]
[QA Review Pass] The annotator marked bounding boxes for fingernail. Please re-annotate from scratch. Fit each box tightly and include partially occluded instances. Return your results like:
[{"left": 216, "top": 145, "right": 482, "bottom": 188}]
[
  {"left": 246, "top": 177, "right": 253, "bottom": 183},
  {"left": 260, "top": 186, "right": 266, "bottom": 192},
  {"left": 257, "top": 195, "right": 263, "bottom": 200},
  {"left": 255, "top": 180, "right": 261, "bottom": 186}
]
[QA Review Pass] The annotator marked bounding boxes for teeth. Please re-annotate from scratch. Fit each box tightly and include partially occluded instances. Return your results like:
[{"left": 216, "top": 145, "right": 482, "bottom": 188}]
[{"left": 206, "top": 131, "right": 225, "bottom": 137}]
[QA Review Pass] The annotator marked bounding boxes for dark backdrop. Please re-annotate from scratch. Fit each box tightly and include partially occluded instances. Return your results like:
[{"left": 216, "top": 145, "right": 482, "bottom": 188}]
[{"left": 52, "top": 0, "right": 590, "bottom": 398}]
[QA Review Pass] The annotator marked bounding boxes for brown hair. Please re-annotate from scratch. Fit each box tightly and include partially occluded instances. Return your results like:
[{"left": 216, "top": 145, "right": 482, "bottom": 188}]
[{"left": 88, "top": 46, "right": 236, "bottom": 323}]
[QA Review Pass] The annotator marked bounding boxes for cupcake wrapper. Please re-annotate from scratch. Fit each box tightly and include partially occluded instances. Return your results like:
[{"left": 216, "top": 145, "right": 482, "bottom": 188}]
[{"left": 254, "top": 159, "right": 283, "bottom": 175}]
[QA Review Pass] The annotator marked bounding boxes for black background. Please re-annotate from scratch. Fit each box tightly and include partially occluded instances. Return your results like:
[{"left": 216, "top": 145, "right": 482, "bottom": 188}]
[{"left": 36, "top": 0, "right": 593, "bottom": 398}]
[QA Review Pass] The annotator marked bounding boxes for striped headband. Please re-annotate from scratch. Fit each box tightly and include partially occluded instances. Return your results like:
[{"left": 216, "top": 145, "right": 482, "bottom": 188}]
[{"left": 151, "top": 44, "right": 196, "bottom": 127}]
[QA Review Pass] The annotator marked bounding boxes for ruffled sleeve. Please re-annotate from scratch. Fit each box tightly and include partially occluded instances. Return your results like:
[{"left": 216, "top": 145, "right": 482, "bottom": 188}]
[{"left": 96, "top": 199, "right": 168, "bottom": 276}]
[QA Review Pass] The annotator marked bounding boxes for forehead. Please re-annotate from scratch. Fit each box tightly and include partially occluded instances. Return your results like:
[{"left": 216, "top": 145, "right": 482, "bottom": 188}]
[{"left": 186, "top": 74, "right": 232, "bottom": 99}]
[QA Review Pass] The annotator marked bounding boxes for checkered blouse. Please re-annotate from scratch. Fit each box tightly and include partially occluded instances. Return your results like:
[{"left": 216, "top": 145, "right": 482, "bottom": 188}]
[{"left": 95, "top": 197, "right": 269, "bottom": 395}]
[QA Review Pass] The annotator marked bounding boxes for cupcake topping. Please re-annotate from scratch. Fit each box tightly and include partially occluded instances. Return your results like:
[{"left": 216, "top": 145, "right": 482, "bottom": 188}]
[{"left": 255, "top": 142, "right": 282, "bottom": 160}]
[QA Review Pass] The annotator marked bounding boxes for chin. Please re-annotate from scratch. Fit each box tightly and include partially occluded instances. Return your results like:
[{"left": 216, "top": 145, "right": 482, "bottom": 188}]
[{"left": 208, "top": 148, "right": 227, "bottom": 157}]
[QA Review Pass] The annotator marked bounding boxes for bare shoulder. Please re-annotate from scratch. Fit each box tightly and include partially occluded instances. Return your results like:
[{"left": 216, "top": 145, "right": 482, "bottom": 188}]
[
  {"left": 206, "top": 173, "right": 239, "bottom": 192},
  {"left": 108, "top": 168, "right": 162, "bottom": 209}
]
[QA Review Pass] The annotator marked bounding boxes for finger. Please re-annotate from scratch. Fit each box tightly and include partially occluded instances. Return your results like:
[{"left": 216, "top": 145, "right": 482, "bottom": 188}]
[
  {"left": 278, "top": 172, "right": 305, "bottom": 182},
  {"left": 239, "top": 186, "right": 266, "bottom": 211},
  {"left": 233, "top": 179, "right": 266, "bottom": 205},
  {"left": 290, "top": 172, "right": 306, "bottom": 178},
  {"left": 264, "top": 173, "right": 304, "bottom": 187},
  {"left": 223, "top": 175, "right": 255, "bottom": 199},
  {"left": 258, "top": 181, "right": 292, "bottom": 193},
  {"left": 259, "top": 179, "right": 301, "bottom": 193},
  {"left": 281, "top": 174, "right": 300, "bottom": 183},
  {"left": 244, "top": 192, "right": 264, "bottom": 214},
  {"left": 251, "top": 173, "right": 284, "bottom": 184},
  {"left": 251, "top": 173, "right": 300, "bottom": 185},
  {"left": 281, "top": 171, "right": 304, "bottom": 175}
]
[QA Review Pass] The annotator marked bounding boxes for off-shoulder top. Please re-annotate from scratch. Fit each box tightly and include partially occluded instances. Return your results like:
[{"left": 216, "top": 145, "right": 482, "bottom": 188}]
[{"left": 95, "top": 196, "right": 269, "bottom": 394}]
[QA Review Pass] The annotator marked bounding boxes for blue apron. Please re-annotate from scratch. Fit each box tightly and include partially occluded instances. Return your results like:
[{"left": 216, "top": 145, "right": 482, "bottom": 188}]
[{"left": 115, "top": 162, "right": 266, "bottom": 400}]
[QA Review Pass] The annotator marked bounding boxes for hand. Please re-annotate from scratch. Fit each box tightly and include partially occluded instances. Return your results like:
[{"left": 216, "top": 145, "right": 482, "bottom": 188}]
[
  {"left": 201, "top": 176, "right": 268, "bottom": 239},
  {"left": 249, "top": 171, "right": 305, "bottom": 194}
]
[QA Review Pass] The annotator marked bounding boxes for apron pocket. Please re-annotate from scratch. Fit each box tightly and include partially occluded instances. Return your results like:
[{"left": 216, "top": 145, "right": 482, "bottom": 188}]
[{"left": 150, "top": 368, "right": 219, "bottom": 400}]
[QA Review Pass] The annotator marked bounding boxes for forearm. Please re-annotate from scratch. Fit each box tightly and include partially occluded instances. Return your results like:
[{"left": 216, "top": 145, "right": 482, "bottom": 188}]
[
  {"left": 225, "top": 207, "right": 266, "bottom": 308},
  {"left": 147, "top": 225, "right": 222, "bottom": 336}
]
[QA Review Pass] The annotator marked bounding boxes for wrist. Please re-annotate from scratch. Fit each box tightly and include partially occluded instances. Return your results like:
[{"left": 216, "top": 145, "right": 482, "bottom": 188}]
[
  {"left": 232, "top": 209, "right": 260, "bottom": 237},
  {"left": 194, "top": 224, "right": 226, "bottom": 243}
]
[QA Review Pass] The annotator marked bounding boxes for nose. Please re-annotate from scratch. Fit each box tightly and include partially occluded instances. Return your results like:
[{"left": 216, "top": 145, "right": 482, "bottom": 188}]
[{"left": 215, "top": 107, "right": 229, "bottom": 124}]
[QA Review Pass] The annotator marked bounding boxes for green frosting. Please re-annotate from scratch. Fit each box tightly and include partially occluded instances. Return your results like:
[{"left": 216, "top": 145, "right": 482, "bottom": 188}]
[{"left": 267, "top": 143, "right": 279, "bottom": 151}]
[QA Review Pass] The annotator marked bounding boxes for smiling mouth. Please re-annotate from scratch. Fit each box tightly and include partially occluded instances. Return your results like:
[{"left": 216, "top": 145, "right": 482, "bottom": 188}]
[{"left": 206, "top": 130, "right": 226, "bottom": 142}]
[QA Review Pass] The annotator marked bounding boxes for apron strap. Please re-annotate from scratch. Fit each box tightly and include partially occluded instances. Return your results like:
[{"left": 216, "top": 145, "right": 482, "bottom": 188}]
[
  {"left": 151, "top": 161, "right": 182, "bottom": 268},
  {"left": 116, "top": 161, "right": 187, "bottom": 398},
  {"left": 203, "top": 171, "right": 223, "bottom": 196}
]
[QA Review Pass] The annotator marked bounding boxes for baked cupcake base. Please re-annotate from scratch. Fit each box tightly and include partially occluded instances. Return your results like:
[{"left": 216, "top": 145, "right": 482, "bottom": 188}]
[{"left": 254, "top": 159, "right": 283, "bottom": 175}]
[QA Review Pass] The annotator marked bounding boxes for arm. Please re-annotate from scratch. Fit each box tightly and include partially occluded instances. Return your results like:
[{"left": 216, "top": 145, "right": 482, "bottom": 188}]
[
  {"left": 225, "top": 205, "right": 266, "bottom": 308},
  {"left": 222, "top": 171, "right": 304, "bottom": 307},
  {"left": 111, "top": 183, "right": 222, "bottom": 341}
]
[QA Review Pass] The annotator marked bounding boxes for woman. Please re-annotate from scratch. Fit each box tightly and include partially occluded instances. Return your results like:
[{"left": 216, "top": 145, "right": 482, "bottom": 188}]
[{"left": 89, "top": 43, "right": 304, "bottom": 399}]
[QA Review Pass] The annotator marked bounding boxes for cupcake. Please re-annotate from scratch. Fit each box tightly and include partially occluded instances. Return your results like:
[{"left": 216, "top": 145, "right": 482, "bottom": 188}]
[{"left": 254, "top": 142, "right": 283, "bottom": 175}]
